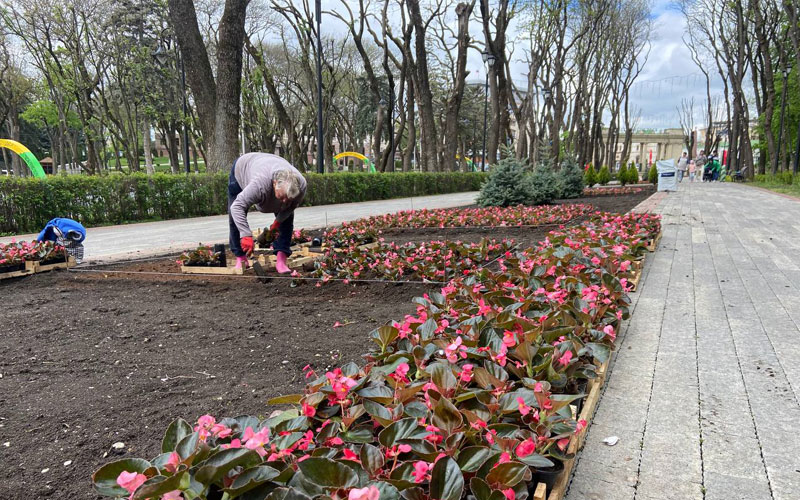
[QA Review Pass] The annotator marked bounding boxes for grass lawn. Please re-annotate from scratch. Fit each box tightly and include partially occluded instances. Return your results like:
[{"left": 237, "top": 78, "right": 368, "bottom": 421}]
[{"left": 748, "top": 181, "right": 800, "bottom": 198}]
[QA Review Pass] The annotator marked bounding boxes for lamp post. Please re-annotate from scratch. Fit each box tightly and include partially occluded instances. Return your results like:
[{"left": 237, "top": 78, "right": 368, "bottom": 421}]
[
  {"left": 153, "top": 45, "right": 190, "bottom": 174},
  {"left": 388, "top": 83, "right": 395, "bottom": 171},
  {"left": 314, "top": 0, "right": 324, "bottom": 173},
  {"left": 775, "top": 65, "right": 791, "bottom": 174},
  {"left": 481, "top": 51, "right": 496, "bottom": 171}
]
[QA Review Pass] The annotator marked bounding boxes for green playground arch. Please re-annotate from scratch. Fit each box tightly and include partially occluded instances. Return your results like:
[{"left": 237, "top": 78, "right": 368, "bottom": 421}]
[
  {"left": 333, "top": 151, "right": 376, "bottom": 173},
  {"left": 0, "top": 139, "right": 46, "bottom": 178}
]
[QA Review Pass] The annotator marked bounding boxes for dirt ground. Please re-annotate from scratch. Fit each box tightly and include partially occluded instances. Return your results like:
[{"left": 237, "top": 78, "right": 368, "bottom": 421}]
[{"left": 0, "top": 191, "right": 650, "bottom": 499}]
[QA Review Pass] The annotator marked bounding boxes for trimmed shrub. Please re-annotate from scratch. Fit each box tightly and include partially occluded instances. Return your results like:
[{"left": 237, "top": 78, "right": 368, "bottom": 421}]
[
  {"left": 476, "top": 157, "right": 530, "bottom": 207},
  {"left": 584, "top": 164, "right": 597, "bottom": 187},
  {"left": 628, "top": 163, "right": 640, "bottom": 183},
  {"left": 597, "top": 165, "right": 611, "bottom": 185},
  {"left": 648, "top": 164, "right": 658, "bottom": 185},
  {"left": 618, "top": 164, "right": 628, "bottom": 186},
  {"left": 557, "top": 161, "right": 585, "bottom": 199},
  {"left": 523, "top": 165, "right": 559, "bottom": 205},
  {"left": 0, "top": 171, "right": 487, "bottom": 234}
]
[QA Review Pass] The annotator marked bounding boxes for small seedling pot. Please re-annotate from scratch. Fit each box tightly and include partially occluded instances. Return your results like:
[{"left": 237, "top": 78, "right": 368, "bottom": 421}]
[{"left": 529, "top": 458, "right": 565, "bottom": 497}]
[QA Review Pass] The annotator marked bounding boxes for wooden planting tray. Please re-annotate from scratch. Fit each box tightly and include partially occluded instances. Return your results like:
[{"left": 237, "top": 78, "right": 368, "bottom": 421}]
[
  {"left": 645, "top": 231, "right": 662, "bottom": 252},
  {"left": 181, "top": 264, "right": 244, "bottom": 275},
  {"left": 0, "top": 264, "right": 34, "bottom": 280},
  {"left": 626, "top": 268, "right": 643, "bottom": 292},
  {"left": 531, "top": 358, "right": 610, "bottom": 500},
  {"left": 256, "top": 246, "right": 321, "bottom": 271},
  {"left": 30, "top": 256, "right": 76, "bottom": 273}
]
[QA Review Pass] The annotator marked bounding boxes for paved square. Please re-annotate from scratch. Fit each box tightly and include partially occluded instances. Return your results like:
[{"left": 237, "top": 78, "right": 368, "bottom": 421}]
[{"left": 567, "top": 183, "right": 800, "bottom": 500}]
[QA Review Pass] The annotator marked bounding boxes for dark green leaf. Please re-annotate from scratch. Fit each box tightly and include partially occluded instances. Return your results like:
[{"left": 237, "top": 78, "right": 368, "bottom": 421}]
[
  {"left": 92, "top": 458, "right": 152, "bottom": 497},
  {"left": 516, "top": 454, "right": 554, "bottom": 468},
  {"left": 429, "top": 457, "right": 464, "bottom": 500},
  {"left": 469, "top": 477, "right": 492, "bottom": 500},
  {"left": 379, "top": 418, "right": 421, "bottom": 448},
  {"left": 433, "top": 396, "right": 463, "bottom": 434},
  {"left": 296, "top": 458, "right": 359, "bottom": 488},
  {"left": 176, "top": 432, "right": 200, "bottom": 460},
  {"left": 224, "top": 466, "right": 281, "bottom": 497},
  {"left": 267, "top": 394, "right": 304, "bottom": 405},
  {"left": 162, "top": 418, "right": 193, "bottom": 454},
  {"left": 133, "top": 472, "right": 190, "bottom": 500},
  {"left": 456, "top": 446, "right": 494, "bottom": 473},
  {"left": 194, "top": 448, "right": 262, "bottom": 485},
  {"left": 428, "top": 363, "right": 457, "bottom": 393},
  {"left": 485, "top": 461, "right": 528, "bottom": 488},
  {"left": 360, "top": 443, "right": 385, "bottom": 476}
]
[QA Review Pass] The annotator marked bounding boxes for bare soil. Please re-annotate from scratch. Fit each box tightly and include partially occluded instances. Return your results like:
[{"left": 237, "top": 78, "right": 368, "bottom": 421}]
[{"left": 0, "top": 192, "right": 650, "bottom": 499}]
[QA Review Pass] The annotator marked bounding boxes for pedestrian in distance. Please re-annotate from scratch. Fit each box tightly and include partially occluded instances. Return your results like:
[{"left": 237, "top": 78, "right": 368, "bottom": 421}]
[
  {"left": 695, "top": 149, "right": 707, "bottom": 181},
  {"left": 677, "top": 152, "right": 689, "bottom": 183},
  {"left": 227, "top": 152, "right": 307, "bottom": 273},
  {"left": 688, "top": 159, "right": 696, "bottom": 182}
]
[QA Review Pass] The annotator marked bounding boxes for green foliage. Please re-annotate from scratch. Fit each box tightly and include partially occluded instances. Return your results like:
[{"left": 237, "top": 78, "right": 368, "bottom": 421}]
[
  {"left": 584, "top": 164, "right": 597, "bottom": 187},
  {"left": 524, "top": 165, "right": 559, "bottom": 205},
  {"left": 648, "top": 164, "right": 658, "bottom": 185},
  {"left": 628, "top": 163, "right": 639, "bottom": 184},
  {"left": 556, "top": 161, "right": 585, "bottom": 199},
  {"left": 476, "top": 158, "right": 531, "bottom": 207},
  {"left": 0, "top": 172, "right": 487, "bottom": 234},
  {"left": 617, "top": 164, "right": 629, "bottom": 186},
  {"left": 597, "top": 165, "right": 611, "bottom": 185}
]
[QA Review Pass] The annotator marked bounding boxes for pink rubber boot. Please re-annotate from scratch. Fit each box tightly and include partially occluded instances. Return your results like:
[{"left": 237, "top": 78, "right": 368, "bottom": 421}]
[
  {"left": 235, "top": 256, "right": 250, "bottom": 271},
  {"left": 275, "top": 251, "right": 290, "bottom": 274}
]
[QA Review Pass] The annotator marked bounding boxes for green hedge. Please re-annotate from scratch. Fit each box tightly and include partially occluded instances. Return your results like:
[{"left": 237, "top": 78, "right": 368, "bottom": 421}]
[{"left": 0, "top": 172, "right": 487, "bottom": 234}]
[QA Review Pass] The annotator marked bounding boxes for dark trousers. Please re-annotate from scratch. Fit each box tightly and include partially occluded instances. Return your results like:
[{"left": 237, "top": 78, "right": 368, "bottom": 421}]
[{"left": 227, "top": 162, "right": 294, "bottom": 257}]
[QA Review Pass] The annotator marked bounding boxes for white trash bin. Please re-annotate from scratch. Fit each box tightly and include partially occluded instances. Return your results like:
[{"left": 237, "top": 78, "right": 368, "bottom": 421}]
[{"left": 656, "top": 160, "right": 678, "bottom": 192}]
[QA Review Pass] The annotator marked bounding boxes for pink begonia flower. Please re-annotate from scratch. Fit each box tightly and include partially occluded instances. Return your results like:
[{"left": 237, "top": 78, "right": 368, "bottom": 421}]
[
  {"left": 221, "top": 438, "right": 242, "bottom": 449},
  {"left": 412, "top": 461, "right": 433, "bottom": 483},
  {"left": 557, "top": 438, "right": 570, "bottom": 451},
  {"left": 558, "top": 350, "right": 573, "bottom": 366},
  {"left": 445, "top": 336, "right": 467, "bottom": 363},
  {"left": 603, "top": 324, "right": 616, "bottom": 340},
  {"left": 458, "top": 364, "right": 474, "bottom": 383},
  {"left": 243, "top": 427, "right": 270, "bottom": 456},
  {"left": 162, "top": 491, "right": 183, "bottom": 500},
  {"left": 502, "top": 488, "right": 516, "bottom": 500},
  {"left": 211, "top": 424, "right": 232, "bottom": 439},
  {"left": 349, "top": 486, "right": 381, "bottom": 500},
  {"left": 342, "top": 448, "right": 360, "bottom": 462},
  {"left": 302, "top": 402, "right": 316, "bottom": 417},
  {"left": 497, "top": 452, "right": 511, "bottom": 464},
  {"left": 517, "top": 397, "right": 531, "bottom": 416},
  {"left": 164, "top": 451, "right": 181, "bottom": 473},
  {"left": 516, "top": 438, "right": 537, "bottom": 457},
  {"left": 576, "top": 419, "right": 588, "bottom": 433},
  {"left": 116, "top": 471, "right": 147, "bottom": 494}
]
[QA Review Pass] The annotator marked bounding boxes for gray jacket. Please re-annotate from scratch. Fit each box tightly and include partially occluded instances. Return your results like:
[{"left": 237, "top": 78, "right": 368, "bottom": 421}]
[{"left": 231, "top": 153, "right": 307, "bottom": 237}]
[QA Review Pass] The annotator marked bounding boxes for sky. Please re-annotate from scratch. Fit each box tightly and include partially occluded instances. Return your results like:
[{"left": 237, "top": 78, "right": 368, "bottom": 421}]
[{"left": 320, "top": 0, "right": 719, "bottom": 132}]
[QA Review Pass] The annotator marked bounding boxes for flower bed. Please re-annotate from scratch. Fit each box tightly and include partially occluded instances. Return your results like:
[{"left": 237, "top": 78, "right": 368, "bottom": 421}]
[
  {"left": 0, "top": 240, "right": 67, "bottom": 275},
  {"left": 93, "top": 211, "right": 660, "bottom": 500},
  {"left": 582, "top": 186, "right": 654, "bottom": 197}
]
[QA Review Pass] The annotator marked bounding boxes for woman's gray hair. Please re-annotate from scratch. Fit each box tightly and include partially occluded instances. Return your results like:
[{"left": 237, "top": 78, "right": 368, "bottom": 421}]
[{"left": 274, "top": 169, "right": 302, "bottom": 199}]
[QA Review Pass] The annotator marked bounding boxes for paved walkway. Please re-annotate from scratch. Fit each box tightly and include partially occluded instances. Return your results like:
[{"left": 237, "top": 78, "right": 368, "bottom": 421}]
[
  {"left": 567, "top": 182, "right": 800, "bottom": 500},
  {"left": 0, "top": 192, "right": 478, "bottom": 263}
]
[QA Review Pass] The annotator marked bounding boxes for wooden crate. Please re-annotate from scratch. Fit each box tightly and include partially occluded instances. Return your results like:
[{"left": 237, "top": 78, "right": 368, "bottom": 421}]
[
  {"left": 645, "top": 231, "right": 662, "bottom": 252},
  {"left": 543, "top": 356, "right": 610, "bottom": 500},
  {"left": 31, "top": 256, "right": 76, "bottom": 273},
  {"left": 181, "top": 265, "right": 244, "bottom": 275},
  {"left": 625, "top": 268, "right": 643, "bottom": 292},
  {"left": 256, "top": 250, "right": 320, "bottom": 271},
  {"left": 0, "top": 264, "right": 33, "bottom": 280}
]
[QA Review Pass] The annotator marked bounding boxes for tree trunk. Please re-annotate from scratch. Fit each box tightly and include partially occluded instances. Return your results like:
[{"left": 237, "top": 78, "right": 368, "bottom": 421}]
[
  {"left": 441, "top": 2, "right": 473, "bottom": 172},
  {"left": 168, "top": 0, "right": 247, "bottom": 173},
  {"left": 143, "top": 120, "right": 154, "bottom": 175},
  {"left": 406, "top": 0, "right": 440, "bottom": 171}
]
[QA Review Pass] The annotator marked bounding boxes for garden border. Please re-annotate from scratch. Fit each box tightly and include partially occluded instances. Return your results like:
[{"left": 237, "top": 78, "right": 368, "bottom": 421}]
[{"left": 543, "top": 222, "right": 663, "bottom": 500}]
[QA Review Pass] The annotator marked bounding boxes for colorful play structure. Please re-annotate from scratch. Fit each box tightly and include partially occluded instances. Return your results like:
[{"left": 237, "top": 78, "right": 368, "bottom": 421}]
[
  {"left": 333, "top": 151, "right": 478, "bottom": 173},
  {"left": 0, "top": 139, "right": 46, "bottom": 178},
  {"left": 333, "top": 151, "right": 376, "bottom": 172}
]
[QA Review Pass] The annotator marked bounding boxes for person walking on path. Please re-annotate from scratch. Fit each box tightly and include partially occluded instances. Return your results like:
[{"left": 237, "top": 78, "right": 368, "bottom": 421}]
[
  {"left": 695, "top": 150, "right": 707, "bottom": 179},
  {"left": 688, "top": 159, "right": 696, "bottom": 182},
  {"left": 228, "top": 152, "right": 307, "bottom": 273},
  {"left": 677, "top": 152, "right": 689, "bottom": 182}
]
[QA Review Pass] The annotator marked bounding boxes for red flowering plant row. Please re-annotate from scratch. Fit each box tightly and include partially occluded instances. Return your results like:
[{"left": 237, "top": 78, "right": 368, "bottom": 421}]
[
  {"left": 322, "top": 205, "right": 594, "bottom": 250},
  {"left": 0, "top": 240, "right": 66, "bottom": 268},
  {"left": 177, "top": 245, "right": 224, "bottom": 267},
  {"left": 582, "top": 186, "right": 653, "bottom": 197},
  {"left": 92, "top": 211, "right": 661, "bottom": 500},
  {"left": 313, "top": 239, "right": 515, "bottom": 283}
]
